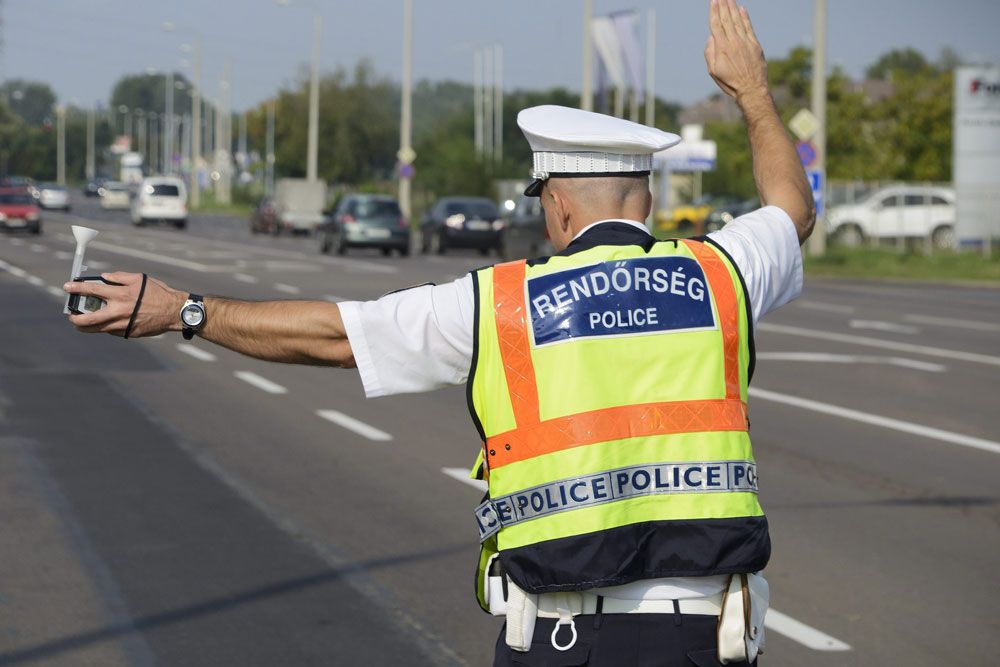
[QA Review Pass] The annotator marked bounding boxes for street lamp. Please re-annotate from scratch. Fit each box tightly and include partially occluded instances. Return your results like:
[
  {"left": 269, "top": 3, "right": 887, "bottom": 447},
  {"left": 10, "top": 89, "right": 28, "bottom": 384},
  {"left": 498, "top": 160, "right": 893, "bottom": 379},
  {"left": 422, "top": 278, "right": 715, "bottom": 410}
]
[
  {"left": 276, "top": 0, "right": 321, "bottom": 182},
  {"left": 118, "top": 104, "right": 130, "bottom": 139},
  {"left": 164, "top": 22, "right": 203, "bottom": 205}
]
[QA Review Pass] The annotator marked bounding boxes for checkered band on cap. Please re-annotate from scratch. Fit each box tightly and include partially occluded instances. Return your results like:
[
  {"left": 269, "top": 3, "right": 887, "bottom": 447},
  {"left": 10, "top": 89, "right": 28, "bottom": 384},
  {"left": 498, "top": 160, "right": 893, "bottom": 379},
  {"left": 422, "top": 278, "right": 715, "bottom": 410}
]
[{"left": 532, "top": 151, "right": 653, "bottom": 175}]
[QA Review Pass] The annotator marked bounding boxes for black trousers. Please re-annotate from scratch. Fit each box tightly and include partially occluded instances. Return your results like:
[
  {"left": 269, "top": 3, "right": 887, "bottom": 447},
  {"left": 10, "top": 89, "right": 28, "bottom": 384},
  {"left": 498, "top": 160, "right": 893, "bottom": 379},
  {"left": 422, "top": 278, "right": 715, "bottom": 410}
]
[{"left": 493, "top": 613, "right": 755, "bottom": 667}]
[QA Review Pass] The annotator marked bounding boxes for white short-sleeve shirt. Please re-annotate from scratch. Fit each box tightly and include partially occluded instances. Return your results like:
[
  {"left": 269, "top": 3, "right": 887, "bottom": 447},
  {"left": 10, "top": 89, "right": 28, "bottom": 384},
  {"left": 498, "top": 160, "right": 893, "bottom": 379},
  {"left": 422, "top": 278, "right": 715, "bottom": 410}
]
[{"left": 339, "top": 205, "right": 803, "bottom": 399}]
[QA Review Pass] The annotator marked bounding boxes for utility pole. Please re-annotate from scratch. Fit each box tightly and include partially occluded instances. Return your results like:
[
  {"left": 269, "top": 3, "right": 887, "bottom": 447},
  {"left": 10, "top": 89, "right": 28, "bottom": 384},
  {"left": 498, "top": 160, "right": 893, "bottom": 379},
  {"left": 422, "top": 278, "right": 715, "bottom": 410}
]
[
  {"left": 645, "top": 8, "right": 655, "bottom": 127},
  {"left": 581, "top": 0, "right": 593, "bottom": 111},
  {"left": 137, "top": 109, "right": 146, "bottom": 157},
  {"left": 474, "top": 49, "right": 483, "bottom": 158},
  {"left": 55, "top": 105, "right": 66, "bottom": 185},
  {"left": 217, "top": 60, "right": 232, "bottom": 205},
  {"left": 149, "top": 113, "right": 158, "bottom": 174},
  {"left": 164, "top": 71, "right": 174, "bottom": 174},
  {"left": 494, "top": 43, "right": 503, "bottom": 164},
  {"left": 190, "top": 38, "right": 202, "bottom": 208},
  {"left": 85, "top": 106, "right": 95, "bottom": 180},
  {"left": 266, "top": 99, "right": 275, "bottom": 197},
  {"left": 398, "top": 0, "right": 413, "bottom": 218},
  {"left": 807, "top": 0, "right": 827, "bottom": 256},
  {"left": 307, "top": 11, "right": 321, "bottom": 181},
  {"left": 483, "top": 46, "right": 493, "bottom": 162}
]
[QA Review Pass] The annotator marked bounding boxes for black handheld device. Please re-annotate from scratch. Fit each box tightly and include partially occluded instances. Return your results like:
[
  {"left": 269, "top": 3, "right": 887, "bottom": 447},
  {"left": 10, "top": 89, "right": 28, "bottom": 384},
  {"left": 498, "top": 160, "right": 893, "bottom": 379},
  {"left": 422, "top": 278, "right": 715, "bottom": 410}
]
[{"left": 66, "top": 276, "right": 124, "bottom": 315}]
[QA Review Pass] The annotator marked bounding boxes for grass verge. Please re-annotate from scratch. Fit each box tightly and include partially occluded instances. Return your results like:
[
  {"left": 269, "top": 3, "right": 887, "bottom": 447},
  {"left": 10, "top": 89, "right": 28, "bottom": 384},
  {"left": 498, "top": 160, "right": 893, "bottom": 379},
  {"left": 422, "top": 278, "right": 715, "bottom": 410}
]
[{"left": 804, "top": 248, "right": 1000, "bottom": 283}]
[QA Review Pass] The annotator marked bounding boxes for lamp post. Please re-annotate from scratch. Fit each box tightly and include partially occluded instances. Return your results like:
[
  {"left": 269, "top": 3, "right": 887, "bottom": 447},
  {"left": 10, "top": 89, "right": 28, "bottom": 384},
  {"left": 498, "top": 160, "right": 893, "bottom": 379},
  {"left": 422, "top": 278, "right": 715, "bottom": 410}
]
[{"left": 276, "top": 0, "right": 321, "bottom": 182}]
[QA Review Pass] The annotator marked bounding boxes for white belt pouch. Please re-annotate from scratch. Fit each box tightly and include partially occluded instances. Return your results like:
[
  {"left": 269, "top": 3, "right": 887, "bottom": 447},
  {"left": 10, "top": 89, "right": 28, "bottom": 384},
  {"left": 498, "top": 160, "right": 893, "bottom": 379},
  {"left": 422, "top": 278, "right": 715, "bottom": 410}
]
[{"left": 717, "top": 573, "right": 769, "bottom": 664}]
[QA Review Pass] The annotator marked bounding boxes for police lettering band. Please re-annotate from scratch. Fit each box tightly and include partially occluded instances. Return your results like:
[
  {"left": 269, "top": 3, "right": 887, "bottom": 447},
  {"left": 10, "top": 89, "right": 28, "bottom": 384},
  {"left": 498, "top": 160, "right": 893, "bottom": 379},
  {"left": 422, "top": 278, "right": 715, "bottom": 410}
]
[{"left": 475, "top": 460, "right": 759, "bottom": 542}]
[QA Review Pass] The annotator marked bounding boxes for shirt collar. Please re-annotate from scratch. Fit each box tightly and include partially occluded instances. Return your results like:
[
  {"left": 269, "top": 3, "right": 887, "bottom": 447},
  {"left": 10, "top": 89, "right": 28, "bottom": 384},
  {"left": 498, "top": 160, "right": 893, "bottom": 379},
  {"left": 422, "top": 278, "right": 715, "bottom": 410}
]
[{"left": 571, "top": 218, "right": 652, "bottom": 242}]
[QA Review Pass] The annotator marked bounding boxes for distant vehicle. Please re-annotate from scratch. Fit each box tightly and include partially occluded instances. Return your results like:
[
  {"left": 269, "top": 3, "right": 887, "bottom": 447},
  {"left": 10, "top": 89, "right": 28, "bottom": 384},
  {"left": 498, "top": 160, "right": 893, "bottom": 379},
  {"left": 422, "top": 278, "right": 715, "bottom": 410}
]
[
  {"left": 36, "top": 183, "right": 71, "bottom": 211},
  {"left": 504, "top": 195, "right": 552, "bottom": 260},
  {"left": 273, "top": 178, "right": 327, "bottom": 235},
  {"left": 656, "top": 194, "right": 742, "bottom": 236},
  {"left": 0, "top": 188, "right": 42, "bottom": 235},
  {"left": 420, "top": 196, "right": 505, "bottom": 256},
  {"left": 84, "top": 178, "right": 107, "bottom": 197},
  {"left": 131, "top": 176, "right": 188, "bottom": 229},
  {"left": 704, "top": 198, "right": 759, "bottom": 232},
  {"left": 826, "top": 185, "right": 956, "bottom": 249},
  {"left": 249, "top": 197, "right": 280, "bottom": 235},
  {"left": 318, "top": 194, "right": 410, "bottom": 256},
  {"left": 99, "top": 181, "right": 132, "bottom": 210},
  {"left": 120, "top": 152, "right": 144, "bottom": 185}
]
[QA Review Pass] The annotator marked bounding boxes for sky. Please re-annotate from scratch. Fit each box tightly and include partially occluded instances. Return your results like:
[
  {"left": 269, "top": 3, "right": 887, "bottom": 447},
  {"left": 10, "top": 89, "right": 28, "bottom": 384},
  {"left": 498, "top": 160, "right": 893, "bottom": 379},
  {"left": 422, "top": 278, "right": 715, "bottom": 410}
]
[{"left": 4, "top": 0, "right": 1000, "bottom": 113}]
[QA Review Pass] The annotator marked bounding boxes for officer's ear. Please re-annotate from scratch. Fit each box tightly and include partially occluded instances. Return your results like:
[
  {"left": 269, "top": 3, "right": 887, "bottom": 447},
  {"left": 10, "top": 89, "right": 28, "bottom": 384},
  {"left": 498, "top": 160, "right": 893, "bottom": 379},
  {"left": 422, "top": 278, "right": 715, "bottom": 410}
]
[{"left": 545, "top": 184, "right": 572, "bottom": 236}]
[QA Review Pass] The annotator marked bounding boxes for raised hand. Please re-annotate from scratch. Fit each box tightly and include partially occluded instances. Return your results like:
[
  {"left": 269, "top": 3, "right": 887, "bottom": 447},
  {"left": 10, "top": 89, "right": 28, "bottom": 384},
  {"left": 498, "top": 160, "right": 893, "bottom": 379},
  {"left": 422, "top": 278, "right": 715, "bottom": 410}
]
[{"left": 704, "top": 0, "right": 769, "bottom": 102}]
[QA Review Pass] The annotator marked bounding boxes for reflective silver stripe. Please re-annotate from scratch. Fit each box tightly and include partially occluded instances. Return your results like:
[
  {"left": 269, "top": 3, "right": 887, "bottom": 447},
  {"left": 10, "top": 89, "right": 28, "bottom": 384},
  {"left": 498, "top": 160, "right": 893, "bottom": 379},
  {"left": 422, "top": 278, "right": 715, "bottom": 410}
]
[{"left": 475, "top": 460, "right": 758, "bottom": 543}]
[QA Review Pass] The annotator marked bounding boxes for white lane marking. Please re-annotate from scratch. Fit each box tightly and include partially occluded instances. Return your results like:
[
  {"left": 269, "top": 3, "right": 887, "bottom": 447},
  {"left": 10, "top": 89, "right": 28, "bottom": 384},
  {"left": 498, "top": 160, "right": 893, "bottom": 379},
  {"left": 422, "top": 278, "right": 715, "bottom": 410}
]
[
  {"left": 442, "top": 467, "right": 488, "bottom": 491},
  {"left": 749, "top": 387, "right": 1000, "bottom": 455},
  {"left": 233, "top": 273, "right": 258, "bottom": 284},
  {"left": 30, "top": 243, "right": 47, "bottom": 252},
  {"left": 26, "top": 275, "right": 45, "bottom": 287},
  {"left": 765, "top": 609, "right": 852, "bottom": 652},
  {"left": 274, "top": 282, "right": 301, "bottom": 295},
  {"left": 54, "top": 250, "right": 73, "bottom": 260},
  {"left": 7, "top": 265, "right": 26, "bottom": 277},
  {"left": 9, "top": 238, "right": 24, "bottom": 246},
  {"left": 904, "top": 313, "right": 1000, "bottom": 333},
  {"left": 323, "top": 294, "right": 347, "bottom": 303},
  {"left": 176, "top": 343, "right": 217, "bottom": 362},
  {"left": 848, "top": 319, "right": 920, "bottom": 335},
  {"left": 234, "top": 371, "right": 288, "bottom": 394},
  {"left": 46, "top": 285, "right": 65, "bottom": 298},
  {"left": 757, "top": 352, "right": 945, "bottom": 373},
  {"left": 440, "top": 464, "right": 852, "bottom": 652},
  {"left": 87, "top": 260, "right": 111, "bottom": 270},
  {"left": 84, "top": 241, "right": 216, "bottom": 272},
  {"left": 757, "top": 322, "right": 1000, "bottom": 367},
  {"left": 316, "top": 410, "right": 393, "bottom": 441}
]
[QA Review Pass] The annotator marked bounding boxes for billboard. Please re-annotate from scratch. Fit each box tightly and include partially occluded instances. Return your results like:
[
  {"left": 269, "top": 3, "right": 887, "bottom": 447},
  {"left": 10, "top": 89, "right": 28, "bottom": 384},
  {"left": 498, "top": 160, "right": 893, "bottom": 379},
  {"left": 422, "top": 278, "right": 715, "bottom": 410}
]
[{"left": 954, "top": 66, "right": 1000, "bottom": 245}]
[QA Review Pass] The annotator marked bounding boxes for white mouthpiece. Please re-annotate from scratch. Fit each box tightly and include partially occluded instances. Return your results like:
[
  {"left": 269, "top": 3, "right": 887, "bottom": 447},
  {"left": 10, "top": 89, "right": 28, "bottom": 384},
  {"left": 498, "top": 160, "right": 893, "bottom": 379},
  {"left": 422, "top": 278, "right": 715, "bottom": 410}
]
[{"left": 71, "top": 225, "right": 99, "bottom": 246}]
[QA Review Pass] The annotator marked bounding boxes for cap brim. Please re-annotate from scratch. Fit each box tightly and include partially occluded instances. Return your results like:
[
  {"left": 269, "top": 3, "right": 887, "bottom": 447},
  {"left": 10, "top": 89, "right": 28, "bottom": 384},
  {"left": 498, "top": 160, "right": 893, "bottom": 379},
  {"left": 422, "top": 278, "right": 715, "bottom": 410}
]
[{"left": 524, "top": 178, "right": 544, "bottom": 197}]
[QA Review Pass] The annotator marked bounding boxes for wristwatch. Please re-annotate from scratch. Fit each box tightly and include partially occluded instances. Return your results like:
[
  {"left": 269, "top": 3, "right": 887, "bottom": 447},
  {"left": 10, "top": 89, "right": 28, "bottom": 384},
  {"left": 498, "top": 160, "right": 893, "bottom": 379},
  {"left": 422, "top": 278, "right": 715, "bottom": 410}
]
[{"left": 180, "top": 293, "right": 206, "bottom": 340}]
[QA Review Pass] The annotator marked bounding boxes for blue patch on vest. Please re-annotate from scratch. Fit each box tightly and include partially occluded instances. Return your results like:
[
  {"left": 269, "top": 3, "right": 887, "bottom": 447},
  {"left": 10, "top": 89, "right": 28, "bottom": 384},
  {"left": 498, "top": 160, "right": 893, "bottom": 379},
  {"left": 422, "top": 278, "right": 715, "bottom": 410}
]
[{"left": 527, "top": 256, "right": 716, "bottom": 346}]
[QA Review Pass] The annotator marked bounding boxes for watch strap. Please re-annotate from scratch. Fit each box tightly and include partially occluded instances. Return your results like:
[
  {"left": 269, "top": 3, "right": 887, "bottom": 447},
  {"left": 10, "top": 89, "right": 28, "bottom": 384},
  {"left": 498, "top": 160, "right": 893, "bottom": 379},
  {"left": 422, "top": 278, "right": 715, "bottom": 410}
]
[{"left": 181, "top": 293, "right": 206, "bottom": 340}]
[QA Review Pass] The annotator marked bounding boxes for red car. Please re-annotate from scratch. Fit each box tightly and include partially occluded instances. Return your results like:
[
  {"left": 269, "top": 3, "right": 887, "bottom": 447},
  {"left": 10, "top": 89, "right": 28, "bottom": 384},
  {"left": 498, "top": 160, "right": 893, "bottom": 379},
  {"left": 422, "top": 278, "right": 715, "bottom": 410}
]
[{"left": 0, "top": 187, "right": 42, "bottom": 234}]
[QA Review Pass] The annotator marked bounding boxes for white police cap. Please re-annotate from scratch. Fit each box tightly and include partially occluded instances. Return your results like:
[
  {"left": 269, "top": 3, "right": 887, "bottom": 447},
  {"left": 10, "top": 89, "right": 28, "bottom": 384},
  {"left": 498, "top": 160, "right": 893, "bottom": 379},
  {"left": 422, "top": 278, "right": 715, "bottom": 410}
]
[{"left": 517, "top": 105, "right": 681, "bottom": 196}]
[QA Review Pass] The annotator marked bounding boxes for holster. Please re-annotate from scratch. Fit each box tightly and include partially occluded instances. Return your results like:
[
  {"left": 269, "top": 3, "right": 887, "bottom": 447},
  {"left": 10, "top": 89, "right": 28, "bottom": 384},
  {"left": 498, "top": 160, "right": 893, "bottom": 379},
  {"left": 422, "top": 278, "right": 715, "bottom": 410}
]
[{"left": 717, "top": 573, "right": 769, "bottom": 664}]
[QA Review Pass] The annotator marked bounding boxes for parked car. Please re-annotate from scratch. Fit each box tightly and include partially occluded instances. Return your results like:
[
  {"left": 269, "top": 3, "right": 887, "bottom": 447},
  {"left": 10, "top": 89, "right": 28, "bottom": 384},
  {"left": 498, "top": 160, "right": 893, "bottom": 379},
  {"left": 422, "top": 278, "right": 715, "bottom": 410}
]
[
  {"left": 504, "top": 195, "right": 552, "bottom": 260},
  {"left": 318, "top": 194, "right": 410, "bottom": 256},
  {"left": 704, "top": 198, "right": 760, "bottom": 232},
  {"left": 656, "top": 194, "right": 742, "bottom": 235},
  {"left": 84, "top": 178, "right": 107, "bottom": 197},
  {"left": 36, "top": 183, "right": 71, "bottom": 211},
  {"left": 420, "top": 196, "right": 505, "bottom": 256},
  {"left": 826, "top": 185, "right": 956, "bottom": 249},
  {"left": 249, "top": 197, "right": 280, "bottom": 234},
  {"left": 99, "top": 181, "right": 132, "bottom": 210},
  {"left": 131, "top": 176, "right": 188, "bottom": 229},
  {"left": 0, "top": 187, "right": 42, "bottom": 234}
]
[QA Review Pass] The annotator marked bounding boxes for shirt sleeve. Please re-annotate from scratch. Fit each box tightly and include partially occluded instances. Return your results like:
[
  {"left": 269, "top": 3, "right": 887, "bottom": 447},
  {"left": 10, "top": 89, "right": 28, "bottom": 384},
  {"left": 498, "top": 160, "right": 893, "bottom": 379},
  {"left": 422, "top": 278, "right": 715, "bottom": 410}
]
[
  {"left": 338, "top": 274, "right": 476, "bottom": 398},
  {"left": 706, "top": 205, "right": 803, "bottom": 326}
]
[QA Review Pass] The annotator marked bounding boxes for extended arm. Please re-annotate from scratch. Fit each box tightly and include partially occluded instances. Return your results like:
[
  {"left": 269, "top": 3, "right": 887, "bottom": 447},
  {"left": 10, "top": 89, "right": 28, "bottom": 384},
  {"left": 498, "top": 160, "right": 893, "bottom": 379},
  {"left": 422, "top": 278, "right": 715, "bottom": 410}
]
[
  {"left": 64, "top": 272, "right": 356, "bottom": 367},
  {"left": 704, "top": 0, "right": 815, "bottom": 243}
]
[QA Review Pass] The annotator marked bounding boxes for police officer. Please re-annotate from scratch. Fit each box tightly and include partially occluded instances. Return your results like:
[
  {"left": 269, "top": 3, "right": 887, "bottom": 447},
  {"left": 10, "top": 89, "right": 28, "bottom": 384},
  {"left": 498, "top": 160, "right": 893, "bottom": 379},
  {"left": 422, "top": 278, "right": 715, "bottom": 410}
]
[{"left": 66, "top": 1, "right": 813, "bottom": 664}]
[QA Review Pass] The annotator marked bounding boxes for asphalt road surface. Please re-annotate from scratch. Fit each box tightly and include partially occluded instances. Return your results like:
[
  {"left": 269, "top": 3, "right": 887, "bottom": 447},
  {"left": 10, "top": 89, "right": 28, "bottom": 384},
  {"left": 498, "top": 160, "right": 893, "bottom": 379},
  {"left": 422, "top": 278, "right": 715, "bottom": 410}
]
[{"left": 1, "top": 196, "right": 998, "bottom": 666}]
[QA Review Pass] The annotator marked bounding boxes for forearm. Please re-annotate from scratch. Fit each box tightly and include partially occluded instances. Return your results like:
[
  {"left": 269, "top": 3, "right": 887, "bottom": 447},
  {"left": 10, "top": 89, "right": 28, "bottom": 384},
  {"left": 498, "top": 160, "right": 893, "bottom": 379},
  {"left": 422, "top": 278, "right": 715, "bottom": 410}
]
[
  {"left": 738, "top": 89, "right": 815, "bottom": 243},
  {"left": 193, "top": 297, "right": 356, "bottom": 367}
]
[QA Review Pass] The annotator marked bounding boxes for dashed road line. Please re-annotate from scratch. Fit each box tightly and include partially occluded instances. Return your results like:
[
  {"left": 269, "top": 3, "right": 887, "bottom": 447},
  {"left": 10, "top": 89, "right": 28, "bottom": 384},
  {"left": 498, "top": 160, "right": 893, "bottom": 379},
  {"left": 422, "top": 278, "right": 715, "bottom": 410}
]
[
  {"left": 9, "top": 238, "right": 24, "bottom": 246},
  {"left": 848, "top": 319, "right": 920, "bottom": 335},
  {"left": 316, "top": 410, "right": 392, "bottom": 441},
  {"left": 30, "top": 243, "right": 47, "bottom": 252},
  {"left": 795, "top": 300, "right": 855, "bottom": 314},
  {"left": 441, "top": 467, "right": 487, "bottom": 491},
  {"left": 323, "top": 294, "right": 347, "bottom": 303},
  {"left": 234, "top": 371, "right": 288, "bottom": 394},
  {"left": 46, "top": 285, "right": 65, "bottom": 298},
  {"left": 54, "top": 251, "right": 73, "bottom": 260},
  {"left": 756, "top": 352, "right": 945, "bottom": 373},
  {"left": 176, "top": 343, "right": 217, "bottom": 362},
  {"left": 750, "top": 387, "right": 1000, "bottom": 455},
  {"left": 765, "top": 609, "right": 852, "bottom": 652},
  {"left": 26, "top": 275, "right": 44, "bottom": 287},
  {"left": 758, "top": 322, "right": 1000, "bottom": 367},
  {"left": 274, "top": 283, "right": 301, "bottom": 295},
  {"left": 904, "top": 313, "right": 1000, "bottom": 333},
  {"left": 233, "top": 273, "right": 258, "bottom": 284}
]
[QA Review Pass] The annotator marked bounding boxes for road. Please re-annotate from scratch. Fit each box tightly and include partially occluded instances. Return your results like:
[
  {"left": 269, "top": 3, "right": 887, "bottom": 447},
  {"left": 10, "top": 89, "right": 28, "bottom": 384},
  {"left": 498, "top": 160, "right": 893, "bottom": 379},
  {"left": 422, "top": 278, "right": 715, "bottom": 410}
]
[{"left": 1, "top": 196, "right": 998, "bottom": 666}]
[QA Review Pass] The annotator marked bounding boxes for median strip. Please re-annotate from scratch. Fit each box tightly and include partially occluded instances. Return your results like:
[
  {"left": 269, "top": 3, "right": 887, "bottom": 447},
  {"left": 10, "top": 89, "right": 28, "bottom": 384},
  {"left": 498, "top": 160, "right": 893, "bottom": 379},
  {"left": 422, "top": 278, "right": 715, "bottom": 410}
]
[{"left": 316, "top": 410, "right": 392, "bottom": 441}]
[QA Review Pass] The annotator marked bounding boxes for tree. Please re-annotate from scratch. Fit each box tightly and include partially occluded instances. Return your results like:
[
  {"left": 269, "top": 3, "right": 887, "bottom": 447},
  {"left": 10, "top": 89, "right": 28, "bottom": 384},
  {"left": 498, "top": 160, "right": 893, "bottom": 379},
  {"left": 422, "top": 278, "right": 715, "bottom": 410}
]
[
  {"left": 866, "top": 48, "right": 929, "bottom": 80},
  {"left": 110, "top": 73, "right": 194, "bottom": 119},
  {"left": 1, "top": 79, "right": 57, "bottom": 126}
]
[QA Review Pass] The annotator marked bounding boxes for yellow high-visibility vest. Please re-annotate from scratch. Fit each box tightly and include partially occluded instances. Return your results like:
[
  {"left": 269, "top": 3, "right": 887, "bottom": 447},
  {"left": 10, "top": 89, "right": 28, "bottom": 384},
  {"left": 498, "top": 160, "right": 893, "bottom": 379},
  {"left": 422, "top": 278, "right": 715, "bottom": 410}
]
[{"left": 468, "top": 237, "right": 769, "bottom": 608}]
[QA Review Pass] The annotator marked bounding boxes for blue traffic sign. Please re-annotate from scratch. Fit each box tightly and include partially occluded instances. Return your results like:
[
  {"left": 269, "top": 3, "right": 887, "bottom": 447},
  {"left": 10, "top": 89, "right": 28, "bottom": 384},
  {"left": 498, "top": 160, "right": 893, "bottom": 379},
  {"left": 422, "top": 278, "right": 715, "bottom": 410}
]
[
  {"left": 796, "top": 141, "right": 817, "bottom": 167},
  {"left": 806, "top": 168, "right": 824, "bottom": 216}
]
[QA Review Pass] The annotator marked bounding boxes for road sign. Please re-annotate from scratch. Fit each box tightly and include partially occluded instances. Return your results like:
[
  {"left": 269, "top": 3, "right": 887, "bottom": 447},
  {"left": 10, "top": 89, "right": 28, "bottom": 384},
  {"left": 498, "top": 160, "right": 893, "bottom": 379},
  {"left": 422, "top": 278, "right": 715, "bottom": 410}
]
[
  {"left": 796, "top": 140, "right": 817, "bottom": 167},
  {"left": 399, "top": 163, "right": 415, "bottom": 179},
  {"left": 653, "top": 140, "right": 717, "bottom": 172},
  {"left": 807, "top": 168, "right": 824, "bottom": 216},
  {"left": 789, "top": 108, "right": 820, "bottom": 141},
  {"left": 397, "top": 147, "right": 417, "bottom": 165}
]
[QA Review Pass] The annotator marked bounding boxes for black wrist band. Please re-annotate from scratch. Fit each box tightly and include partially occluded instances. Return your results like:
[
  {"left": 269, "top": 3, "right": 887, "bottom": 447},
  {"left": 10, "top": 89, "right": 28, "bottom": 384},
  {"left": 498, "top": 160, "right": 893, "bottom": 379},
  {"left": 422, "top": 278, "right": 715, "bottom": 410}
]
[{"left": 124, "top": 273, "right": 148, "bottom": 339}]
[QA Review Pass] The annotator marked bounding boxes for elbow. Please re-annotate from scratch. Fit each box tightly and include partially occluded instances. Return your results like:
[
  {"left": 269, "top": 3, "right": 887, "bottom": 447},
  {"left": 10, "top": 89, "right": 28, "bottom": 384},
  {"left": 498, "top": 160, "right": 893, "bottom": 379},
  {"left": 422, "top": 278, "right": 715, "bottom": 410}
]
[{"left": 797, "top": 200, "right": 817, "bottom": 244}]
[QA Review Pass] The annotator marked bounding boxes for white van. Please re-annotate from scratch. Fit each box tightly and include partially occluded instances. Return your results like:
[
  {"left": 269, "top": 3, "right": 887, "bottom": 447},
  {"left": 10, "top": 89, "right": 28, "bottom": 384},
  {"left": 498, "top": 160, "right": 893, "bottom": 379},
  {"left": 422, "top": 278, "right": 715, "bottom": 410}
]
[{"left": 132, "top": 177, "right": 188, "bottom": 229}]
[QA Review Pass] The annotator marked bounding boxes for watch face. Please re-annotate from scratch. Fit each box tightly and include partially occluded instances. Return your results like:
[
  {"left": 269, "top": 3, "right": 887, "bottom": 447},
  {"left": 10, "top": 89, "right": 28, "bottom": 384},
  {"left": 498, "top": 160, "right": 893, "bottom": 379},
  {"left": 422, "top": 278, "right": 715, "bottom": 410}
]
[{"left": 182, "top": 303, "right": 205, "bottom": 327}]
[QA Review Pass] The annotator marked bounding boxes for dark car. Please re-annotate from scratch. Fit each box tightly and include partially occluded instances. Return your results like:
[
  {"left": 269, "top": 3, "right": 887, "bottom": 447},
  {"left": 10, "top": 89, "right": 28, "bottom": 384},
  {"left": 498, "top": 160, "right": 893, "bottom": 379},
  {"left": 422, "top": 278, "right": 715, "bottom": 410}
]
[
  {"left": 0, "top": 188, "right": 42, "bottom": 234},
  {"left": 420, "top": 196, "right": 504, "bottom": 256},
  {"left": 704, "top": 198, "right": 760, "bottom": 232},
  {"left": 503, "top": 195, "right": 553, "bottom": 260},
  {"left": 84, "top": 178, "right": 107, "bottom": 197},
  {"left": 249, "top": 197, "right": 280, "bottom": 235},
  {"left": 319, "top": 194, "right": 410, "bottom": 256}
]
